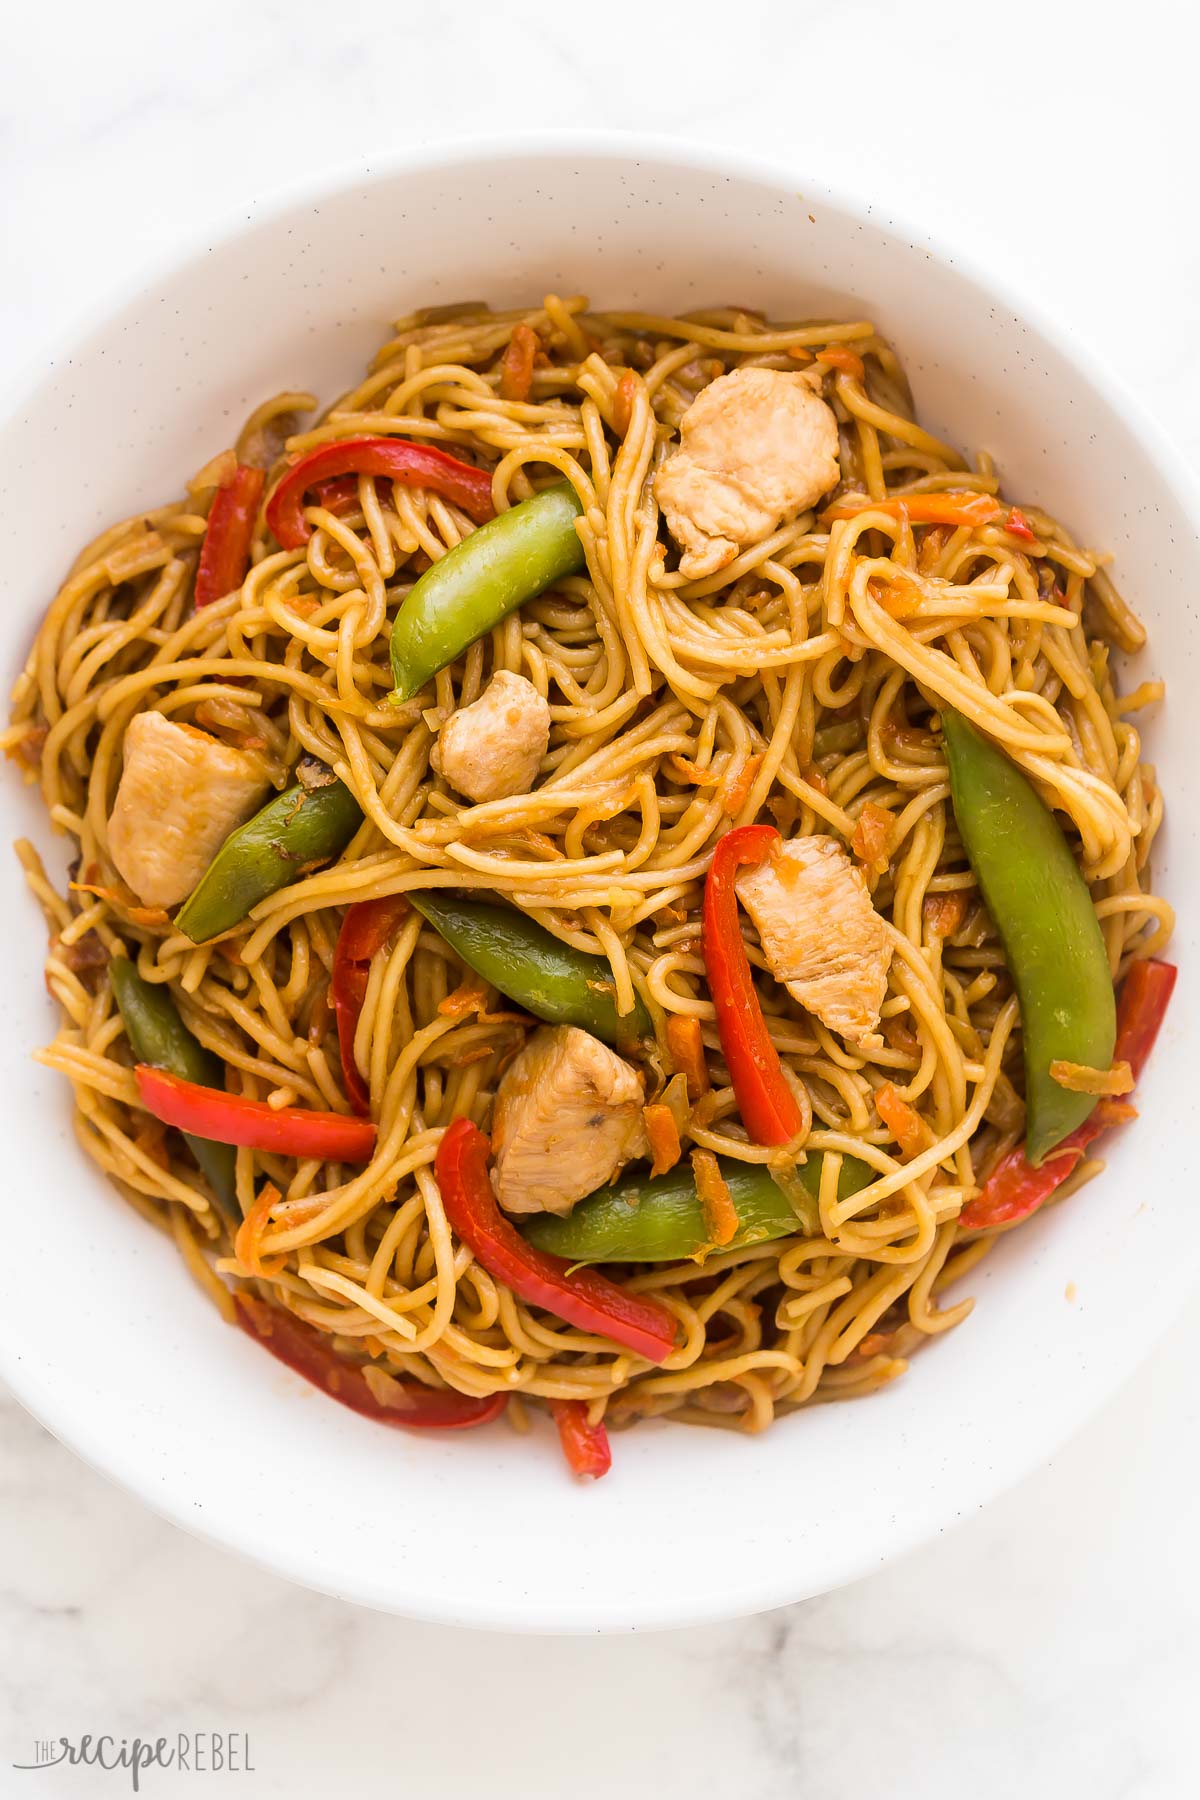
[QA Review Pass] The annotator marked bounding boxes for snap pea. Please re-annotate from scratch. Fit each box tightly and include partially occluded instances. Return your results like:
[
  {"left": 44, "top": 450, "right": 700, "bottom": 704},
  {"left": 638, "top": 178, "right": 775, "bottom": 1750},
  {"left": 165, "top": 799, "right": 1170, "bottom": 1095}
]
[
  {"left": 521, "top": 1150, "right": 872, "bottom": 1263},
  {"left": 409, "top": 890, "right": 652, "bottom": 1047},
  {"left": 174, "top": 779, "right": 362, "bottom": 943},
  {"left": 942, "top": 710, "right": 1116, "bottom": 1164},
  {"left": 109, "top": 958, "right": 238, "bottom": 1219},
  {"left": 390, "top": 482, "right": 585, "bottom": 701}
]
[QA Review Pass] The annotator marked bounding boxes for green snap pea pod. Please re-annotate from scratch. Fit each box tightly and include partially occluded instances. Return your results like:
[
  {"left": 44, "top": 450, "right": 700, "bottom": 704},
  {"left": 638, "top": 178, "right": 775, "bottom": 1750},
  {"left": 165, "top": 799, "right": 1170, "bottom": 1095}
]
[
  {"left": 942, "top": 710, "right": 1116, "bottom": 1165},
  {"left": 521, "top": 1151, "right": 872, "bottom": 1263},
  {"left": 390, "top": 482, "right": 585, "bottom": 701},
  {"left": 409, "top": 890, "right": 652, "bottom": 1047},
  {"left": 109, "top": 958, "right": 238, "bottom": 1219},
  {"left": 174, "top": 780, "right": 362, "bottom": 943}
]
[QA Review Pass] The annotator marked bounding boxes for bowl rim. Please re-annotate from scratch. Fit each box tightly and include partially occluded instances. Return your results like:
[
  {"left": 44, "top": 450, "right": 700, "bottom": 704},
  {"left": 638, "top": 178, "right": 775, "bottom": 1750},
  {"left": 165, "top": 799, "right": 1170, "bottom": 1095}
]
[{"left": 2, "top": 128, "right": 1198, "bottom": 1632}]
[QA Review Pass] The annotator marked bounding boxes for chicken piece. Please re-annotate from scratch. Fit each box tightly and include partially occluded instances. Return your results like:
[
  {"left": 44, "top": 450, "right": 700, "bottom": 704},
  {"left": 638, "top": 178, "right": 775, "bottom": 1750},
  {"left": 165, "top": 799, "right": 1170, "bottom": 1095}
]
[
  {"left": 654, "top": 365, "right": 840, "bottom": 579},
  {"left": 491, "top": 1025, "right": 647, "bottom": 1215},
  {"left": 734, "top": 835, "right": 892, "bottom": 1043},
  {"left": 434, "top": 669, "right": 551, "bottom": 805},
  {"left": 107, "top": 711, "right": 270, "bottom": 908}
]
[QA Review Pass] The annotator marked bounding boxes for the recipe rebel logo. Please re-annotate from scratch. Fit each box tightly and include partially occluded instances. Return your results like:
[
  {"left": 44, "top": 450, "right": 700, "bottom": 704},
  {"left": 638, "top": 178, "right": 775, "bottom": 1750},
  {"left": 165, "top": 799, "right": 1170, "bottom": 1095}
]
[{"left": 12, "top": 1733, "right": 255, "bottom": 1788}]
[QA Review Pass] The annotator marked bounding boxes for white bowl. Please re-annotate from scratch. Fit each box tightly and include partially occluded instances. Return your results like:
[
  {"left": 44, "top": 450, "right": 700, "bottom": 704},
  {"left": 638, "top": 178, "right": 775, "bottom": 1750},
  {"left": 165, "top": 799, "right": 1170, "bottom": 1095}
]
[{"left": 1, "top": 136, "right": 1195, "bottom": 1633}]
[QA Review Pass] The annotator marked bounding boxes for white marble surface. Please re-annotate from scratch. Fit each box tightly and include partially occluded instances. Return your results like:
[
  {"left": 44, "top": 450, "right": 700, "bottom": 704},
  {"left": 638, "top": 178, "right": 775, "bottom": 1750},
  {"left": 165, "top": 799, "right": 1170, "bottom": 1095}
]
[{"left": 3, "top": 0, "right": 1199, "bottom": 1791}]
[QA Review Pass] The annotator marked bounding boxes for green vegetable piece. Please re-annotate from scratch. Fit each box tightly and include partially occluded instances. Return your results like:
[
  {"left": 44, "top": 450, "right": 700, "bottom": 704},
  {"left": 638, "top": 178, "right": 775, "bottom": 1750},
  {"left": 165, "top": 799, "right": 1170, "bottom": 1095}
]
[
  {"left": 390, "top": 482, "right": 585, "bottom": 701},
  {"left": 409, "top": 890, "right": 651, "bottom": 1047},
  {"left": 521, "top": 1152, "right": 872, "bottom": 1263},
  {"left": 110, "top": 957, "right": 238, "bottom": 1219},
  {"left": 942, "top": 709, "right": 1116, "bottom": 1164},
  {"left": 174, "top": 779, "right": 362, "bottom": 943}
]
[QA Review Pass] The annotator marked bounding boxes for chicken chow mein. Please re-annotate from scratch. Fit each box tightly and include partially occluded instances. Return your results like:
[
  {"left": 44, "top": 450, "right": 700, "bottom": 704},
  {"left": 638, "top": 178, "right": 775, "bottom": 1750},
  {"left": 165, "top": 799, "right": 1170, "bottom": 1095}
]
[{"left": 4, "top": 293, "right": 1174, "bottom": 1479}]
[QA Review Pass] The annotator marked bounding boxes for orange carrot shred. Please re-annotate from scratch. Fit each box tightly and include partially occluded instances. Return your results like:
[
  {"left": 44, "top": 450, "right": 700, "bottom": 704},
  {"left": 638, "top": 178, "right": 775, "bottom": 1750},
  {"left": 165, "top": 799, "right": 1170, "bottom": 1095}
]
[
  {"left": 234, "top": 1182, "right": 285, "bottom": 1278},
  {"left": 643, "top": 1103, "right": 683, "bottom": 1177},
  {"left": 851, "top": 801, "right": 895, "bottom": 873},
  {"left": 692, "top": 1149, "right": 739, "bottom": 1246},
  {"left": 666, "top": 752, "right": 718, "bottom": 787},
  {"left": 498, "top": 323, "right": 539, "bottom": 403},
  {"left": 720, "top": 752, "right": 764, "bottom": 818},
  {"left": 612, "top": 368, "right": 639, "bottom": 437},
  {"left": 816, "top": 345, "right": 866, "bottom": 382},
  {"left": 876, "top": 1083, "right": 932, "bottom": 1159},
  {"left": 666, "top": 1014, "right": 710, "bottom": 1100},
  {"left": 867, "top": 573, "right": 924, "bottom": 621},
  {"left": 923, "top": 891, "right": 968, "bottom": 941}
]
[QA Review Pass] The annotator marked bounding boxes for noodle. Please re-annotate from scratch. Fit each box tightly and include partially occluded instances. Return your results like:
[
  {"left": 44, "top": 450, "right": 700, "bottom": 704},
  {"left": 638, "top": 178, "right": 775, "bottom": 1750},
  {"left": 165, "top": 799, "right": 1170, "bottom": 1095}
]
[{"left": 4, "top": 293, "right": 1170, "bottom": 1439}]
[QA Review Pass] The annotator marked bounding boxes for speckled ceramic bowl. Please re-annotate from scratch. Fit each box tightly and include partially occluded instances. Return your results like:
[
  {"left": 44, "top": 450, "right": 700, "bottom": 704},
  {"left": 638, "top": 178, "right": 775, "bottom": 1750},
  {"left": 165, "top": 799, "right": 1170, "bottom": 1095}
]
[{"left": 0, "top": 136, "right": 1194, "bottom": 1632}]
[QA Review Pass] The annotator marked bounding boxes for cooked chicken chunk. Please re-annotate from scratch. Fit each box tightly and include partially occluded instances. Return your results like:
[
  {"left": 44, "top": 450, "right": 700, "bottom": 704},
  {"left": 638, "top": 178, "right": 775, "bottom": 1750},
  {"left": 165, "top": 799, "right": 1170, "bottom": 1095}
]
[
  {"left": 107, "top": 711, "right": 270, "bottom": 908},
  {"left": 735, "top": 835, "right": 892, "bottom": 1043},
  {"left": 654, "top": 365, "right": 840, "bottom": 579},
  {"left": 491, "top": 1025, "right": 647, "bottom": 1215},
  {"left": 434, "top": 669, "right": 551, "bottom": 805}
]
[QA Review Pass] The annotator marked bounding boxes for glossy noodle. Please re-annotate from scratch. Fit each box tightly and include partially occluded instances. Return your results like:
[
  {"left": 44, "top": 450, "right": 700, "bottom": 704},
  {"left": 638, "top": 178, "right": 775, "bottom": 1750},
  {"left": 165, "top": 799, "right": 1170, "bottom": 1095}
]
[{"left": 4, "top": 294, "right": 1173, "bottom": 1459}]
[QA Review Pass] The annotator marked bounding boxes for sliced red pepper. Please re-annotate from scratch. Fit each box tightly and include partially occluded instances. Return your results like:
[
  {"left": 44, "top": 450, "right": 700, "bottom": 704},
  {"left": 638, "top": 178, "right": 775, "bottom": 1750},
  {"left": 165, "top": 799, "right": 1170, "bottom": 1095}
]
[
  {"left": 550, "top": 1400, "right": 612, "bottom": 1478},
  {"left": 960, "top": 958, "right": 1176, "bottom": 1232},
  {"left": 265, "top": 437, "right": 495, "bottom": 549},
  {"left": 1110, "top": 956, "right": 1176, "bottom": 1083},
  {"left": 822, "top": 492, "right": 1002, "bottom": 529},
  {"left": 435, "top": 1119, "right": 678, "bottom": 1364},
  {"left": 195, "top": 463, "right": 265, "bottom": 608},
  {"left": 1005, "top": 506, "right": 1037, "bottom": 543},
  {"left": 135, "top": 1066, "right": 377, "bottom": 1162},
  {"left": 701, "top": 825, "right": 805, "bottom": 1145},
  {"left": 331, "top": 896, "right": 409, "bottom": 1116},
  {"left": 234, "top": 1293, "right": 507, "bottom": 1429}
]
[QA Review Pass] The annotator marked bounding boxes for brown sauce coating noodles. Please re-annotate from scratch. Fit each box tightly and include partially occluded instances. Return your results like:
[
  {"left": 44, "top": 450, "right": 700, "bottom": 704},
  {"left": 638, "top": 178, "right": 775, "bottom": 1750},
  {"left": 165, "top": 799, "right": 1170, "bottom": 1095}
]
[{"left": 3, "top": 295, "right": 1171, "bottom": 1436}]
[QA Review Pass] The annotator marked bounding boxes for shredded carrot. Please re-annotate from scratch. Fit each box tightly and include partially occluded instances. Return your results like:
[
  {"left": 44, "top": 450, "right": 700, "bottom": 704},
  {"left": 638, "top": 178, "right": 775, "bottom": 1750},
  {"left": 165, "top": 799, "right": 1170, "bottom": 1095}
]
[
  {"left": 855, "top": 1329, "right": 896, "bottom": 1360},
  {"left": 451, "top": 1043, "right": 499, "bottom": 1067},
  {"left": 720, "top": 752, "right": 764, "bottom": 818},
  {"left": 875, "top": 1083, "right": 932, "bottom": 1159},
  {"left": 666, "top": 752, "right": 718, "bottom": 787},
  {"left": 816, "top": 345, "right": 866, "bottom": 382},
  {"left": 822, "top": 492, "right": 1002, "bottom": 529},
  {"left": 866, "top": 572, "right": 923, "bottom": 621},
  {"left": 643, "top": 1103, "right": 683, "bottom": 1177},
  {"left": 923, "top": 891, "right": 968, "bottom": 940},
  {"left": 612, "top": 368, "right": 639, "bottom": 438},
  {"left": 851, "top": 801, "right": 894, "bottom": 873},
  {"left": 785, "top": 345, "right": 814, "bottom": 363},
  {"left": 1049, "top": 1058, "right": 1135, "bottom": 1097},
  {"left": 498, "top": 322, "right": 539, "bottom": 403},
  {"left": 666, "top": 1014, "right": 710, "bottom": 1099},
  {"left": 692, "top": 1149, "right": 739, "bottom": 1246},
  {"left": 437, "top": 980, "right": 490, "bottom": 1019},
  {"left": 69, "top": 880, "right": 169, "bottom": 928},
  {"left": 234, "top": 1182, "right": 285, "bottom": 1278},
  {"left": 800, "top": 764, "right": 828, "bottom": 795}
]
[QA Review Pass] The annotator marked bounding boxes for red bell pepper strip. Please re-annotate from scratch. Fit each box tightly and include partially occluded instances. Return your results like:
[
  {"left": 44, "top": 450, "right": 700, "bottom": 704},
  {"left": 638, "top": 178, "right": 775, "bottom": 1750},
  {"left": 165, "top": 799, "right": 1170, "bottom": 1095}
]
[
  {"left": 234, "top": 1293, "right": 507, "bottom": 1429},
  {"left": 1005, "top": 506, "right": 1037, "bottom": 543},
  {"left": 135, "top": 1066, "right": 377, "bottom": 1162},
  {"left": 331, "top": 896, "right": 409, "bottom": 1116},
  {"left": 435, "top": 1118, "right": 678, "bottom": 1364},
  {"left": 550, "top": 1400, "right": 612, "bottom": 1478},
  {"left": 265, "top": 437, "right": 495, "bottom": 549},
  {"left": 960, "top": 958, "right": 1176, "bottom": 1232},
  {"left": 701, "top": 825, "right": 805, "bottom": 1146},
  {"left": 194, "top": 463, "right": 265, "bottom": 608}
]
